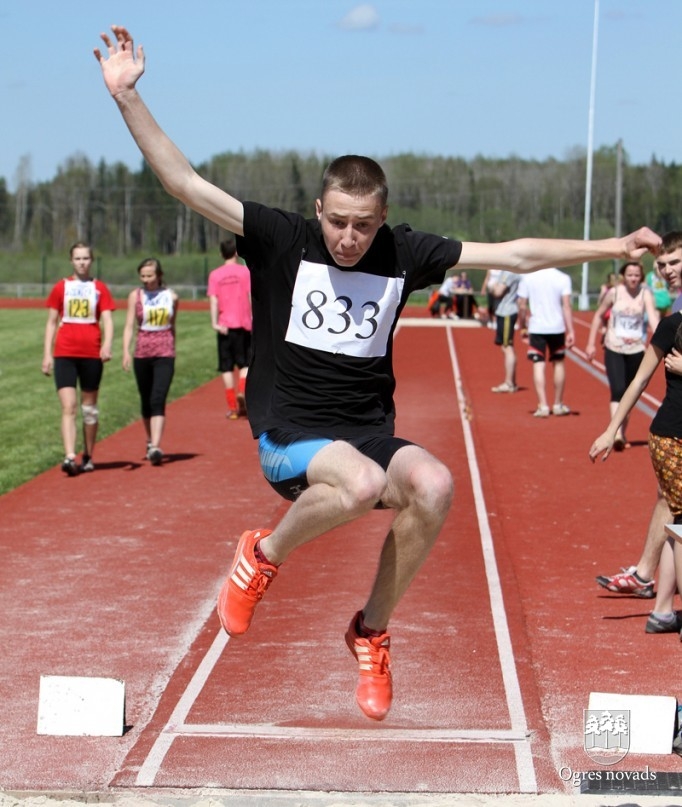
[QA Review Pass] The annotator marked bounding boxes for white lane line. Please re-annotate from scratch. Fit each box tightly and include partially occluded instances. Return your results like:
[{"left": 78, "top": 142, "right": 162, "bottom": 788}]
[
  {"left": 135, "top": 628, "right": 229, "bottom": 786},
  {"left": 445, "top": 326, "right": 537, "bottom": 794},
  {"left": 169, "top": 724, "right": 530, "bottom": 742}
]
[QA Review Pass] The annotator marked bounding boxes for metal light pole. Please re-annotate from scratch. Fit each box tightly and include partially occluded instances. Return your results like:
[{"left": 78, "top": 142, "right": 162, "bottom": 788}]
[
  {"left": 579, "top": 0, "right": 599, "bottom": 311},
  {"left": 614, "top": 138, "right": 623, "bottom": 272}
]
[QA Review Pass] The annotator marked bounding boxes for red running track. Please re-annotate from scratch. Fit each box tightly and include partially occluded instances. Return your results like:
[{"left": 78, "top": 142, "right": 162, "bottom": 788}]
[{"left": 0, "top": 312, "right": 679, "bottom": 796}]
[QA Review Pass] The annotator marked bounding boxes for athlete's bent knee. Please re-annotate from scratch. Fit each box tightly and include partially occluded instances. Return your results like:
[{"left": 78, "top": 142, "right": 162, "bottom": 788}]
[
  {"left": 413, "top": 461, "right": 454, "bottom": 514},
  {"left": 81, "top": 404, "right": 99, "bottom": 425},
  {"left": 342, "top": 463, "right": 387, "bottom": 513}
]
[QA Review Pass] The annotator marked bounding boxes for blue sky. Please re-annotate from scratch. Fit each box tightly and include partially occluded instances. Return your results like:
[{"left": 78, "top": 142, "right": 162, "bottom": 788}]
[{"left": 1, "top": 0, "right": 679, "bottom": 191}]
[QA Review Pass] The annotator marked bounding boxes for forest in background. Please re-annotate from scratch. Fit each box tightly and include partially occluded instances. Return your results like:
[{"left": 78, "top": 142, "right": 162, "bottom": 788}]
[{"left": 1, "top": 143, "right": 681, "bottom": 291}]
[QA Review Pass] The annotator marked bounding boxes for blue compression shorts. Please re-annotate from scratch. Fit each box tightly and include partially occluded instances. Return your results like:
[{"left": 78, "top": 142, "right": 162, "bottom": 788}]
[{"left": 257, "top": 428, "right": 414, "bottom": 502}]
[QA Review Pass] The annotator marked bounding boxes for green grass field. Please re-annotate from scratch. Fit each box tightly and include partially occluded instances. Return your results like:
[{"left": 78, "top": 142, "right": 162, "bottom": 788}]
[{"left": 0, "top": 307, "right": 217, "bottom": 496}]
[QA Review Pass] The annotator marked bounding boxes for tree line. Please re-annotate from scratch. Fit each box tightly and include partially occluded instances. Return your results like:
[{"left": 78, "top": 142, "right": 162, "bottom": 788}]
[{"left": 1, "top": 144, "right": 680, "bottom": 287}]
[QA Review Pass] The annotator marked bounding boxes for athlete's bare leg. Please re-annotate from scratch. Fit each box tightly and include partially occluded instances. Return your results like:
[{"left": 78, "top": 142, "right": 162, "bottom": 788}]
[{"left": 57, "top": 386, "right": 78, "bottom": 457}]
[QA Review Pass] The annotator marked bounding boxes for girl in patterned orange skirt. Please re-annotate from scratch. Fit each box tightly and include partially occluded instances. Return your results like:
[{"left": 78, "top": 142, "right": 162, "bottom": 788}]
[{"left": 590, "top": 234, "right": 682, "bottom": 634}]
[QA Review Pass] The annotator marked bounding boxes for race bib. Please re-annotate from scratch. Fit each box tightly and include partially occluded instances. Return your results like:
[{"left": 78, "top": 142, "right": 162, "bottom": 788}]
[
  {"left": 285, "top": 260, "right": 404, "bottom": 358},
  {"left": 62, "top": 279, "right": 97, "bottom": 324},
  {"left": 141, "top": 289, "right": 173, "bottom": 331},
  {"left": 613, "top": 312, "right": 642, "bottom": 341}
]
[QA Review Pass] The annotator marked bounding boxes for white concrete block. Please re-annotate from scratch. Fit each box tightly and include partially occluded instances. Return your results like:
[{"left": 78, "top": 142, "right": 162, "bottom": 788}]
[
  {"left": 588, "top": 692, "right": 677, "bottom": 755},
  {"left": 664, "top": 523, "right": 682, "bottom": 543},
  {"left": 37, "top": 675, "right": 125, "bottom": 736}
]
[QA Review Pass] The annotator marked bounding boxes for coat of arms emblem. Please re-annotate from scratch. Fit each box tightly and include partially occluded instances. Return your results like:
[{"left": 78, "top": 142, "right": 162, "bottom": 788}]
[{"left": 584, "top": 709, "right": 630, "bottom": 764}]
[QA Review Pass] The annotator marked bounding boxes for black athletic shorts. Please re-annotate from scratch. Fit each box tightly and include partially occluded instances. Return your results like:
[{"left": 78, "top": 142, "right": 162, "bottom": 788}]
[
  {"left": 53, "top": 357, "right": 103, "bottom": 391},
  {"left": 217, "top": 329, "right": 251, "bottom": 372},
  {"left": 494, "top": 313, "right": 518, "bottom": 347},
  {"left": 527, "top": 332, "right": 566, "bottom": 363}
]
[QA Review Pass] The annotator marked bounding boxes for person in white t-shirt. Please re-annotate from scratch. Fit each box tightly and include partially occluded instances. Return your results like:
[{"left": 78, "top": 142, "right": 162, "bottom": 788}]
[{"left": 517, "top": 268, "right": 574, "bottom": 417}]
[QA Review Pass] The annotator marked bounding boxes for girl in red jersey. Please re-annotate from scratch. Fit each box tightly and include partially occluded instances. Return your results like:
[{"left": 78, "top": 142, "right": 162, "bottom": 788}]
[
  {"left": 122, "top": 258, "right": 178, "bottom": 465},
  {"left": 42, "top": 243, "right": 115, "bottom": 475}
]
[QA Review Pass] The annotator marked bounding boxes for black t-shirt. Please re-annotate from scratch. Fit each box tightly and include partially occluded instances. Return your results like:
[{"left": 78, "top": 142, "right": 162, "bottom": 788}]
[
  {"left": 237, "top": 201, "right": 462, "bottom": 439},
  {"left": 650, "top": 312, "right": 682, "bottom": 437}
]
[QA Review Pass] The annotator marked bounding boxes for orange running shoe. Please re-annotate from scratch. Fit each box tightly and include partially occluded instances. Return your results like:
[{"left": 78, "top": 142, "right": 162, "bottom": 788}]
[
  {"left": 217, "top": 529, "right": 276, "bottom": 636},
  {"left": 345, "top": 611, "right": 393, "bottom": 721}
]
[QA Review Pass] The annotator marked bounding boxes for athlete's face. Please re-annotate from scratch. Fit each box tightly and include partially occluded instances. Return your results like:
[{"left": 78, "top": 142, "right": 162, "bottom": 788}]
[
  {"left": 139, "top": 265, "right": 160, "bottom": 290},
  {"left": 656, "top": 248, "right": 682, "bottom": 292},
  {"left": 70, "top": 247, "right": 93, "bottom": 279},
  {"left": 622, "top": 264, "right": 644, "bottom": 291},
  {"left": 316, "top": 190, "right": 387, "bottom": 267}
]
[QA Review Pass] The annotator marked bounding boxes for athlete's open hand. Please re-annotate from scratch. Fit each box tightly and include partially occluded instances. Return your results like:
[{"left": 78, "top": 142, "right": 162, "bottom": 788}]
[
  {"left": 94, "top": 26, "right": 145, "bottom": 97},
  {"left": 589, "top": 432, "right": 615, "bottom": 463}
]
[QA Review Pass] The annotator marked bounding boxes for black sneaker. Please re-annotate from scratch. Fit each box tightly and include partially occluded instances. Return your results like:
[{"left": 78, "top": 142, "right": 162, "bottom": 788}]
[
  {"left": 645, "top": 611, "right": 682, "bottom": 634},
  {"left": 61, "top": 457, "right": 79, "bottom": 477},
  {"left": 148, "top": 447, "right": 163, "bottom": 466},
  {"left": 80, "top": 455, "right": 95, "bottom": 473}
]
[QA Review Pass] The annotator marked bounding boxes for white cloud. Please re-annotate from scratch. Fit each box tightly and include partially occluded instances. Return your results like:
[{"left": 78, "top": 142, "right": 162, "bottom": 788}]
[{"left": 337, "top": 4, "right": 380, "bottom": 31}]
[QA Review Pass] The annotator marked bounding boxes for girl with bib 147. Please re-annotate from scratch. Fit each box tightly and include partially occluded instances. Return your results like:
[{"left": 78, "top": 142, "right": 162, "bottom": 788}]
[{"left": 122, "top": 258, "right": 179, "bottom": 466}]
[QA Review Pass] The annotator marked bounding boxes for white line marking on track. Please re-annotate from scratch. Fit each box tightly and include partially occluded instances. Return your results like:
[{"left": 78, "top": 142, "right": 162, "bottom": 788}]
[
  {"left": 445, "top": 327, "right": 537, "bottom": 794},
  {"left": 135, "top": 628, "right": 229, "bottom": 786},
  {"left": 399, "top": 316, "right": 482, "bottom": 328},
  {"left": 169, "top": 724, "right": 530, "bottom": 741}
]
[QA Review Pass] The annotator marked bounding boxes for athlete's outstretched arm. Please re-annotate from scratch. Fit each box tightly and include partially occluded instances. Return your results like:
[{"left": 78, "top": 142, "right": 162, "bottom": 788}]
[
  {"left": 457, "top": 228, "right": 661, "bottom": 273},
  {"left": 589, "top": 344, "right": 663, "bottom": 462},
  {"left": 94, "top": 25, "right": 244, "bottom": 235}
]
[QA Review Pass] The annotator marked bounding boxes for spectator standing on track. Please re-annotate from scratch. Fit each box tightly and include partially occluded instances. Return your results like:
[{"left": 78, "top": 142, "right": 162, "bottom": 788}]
[
  {"left": 481, "top": 268, "right": 502, "bottom": 328},
  {"left": 490, "top": 270, "right": 521, "bottom": 393},
  {"left": 595, "top": 233, "right": 682, "bottom": 631},
  {"left": 208, "top": 237, "right": 252, "bottom": 419},
  {"left": 589, "top": 240, "right": 682, "bottom": 638},
  {"left": 585, "top": 261, "right": 659, "bottom": 450},
  {"left": 95, "top": 24, "right": 662, "bottom": 721},
  {"left": 42, "top": 242, "right": 115, "bottom": 476},
  {"left": 122, "top": 258, "right": 179, "bottom": 466},
  {"left": 517, "top": 268, "right": 574, "bottom": 418}
]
